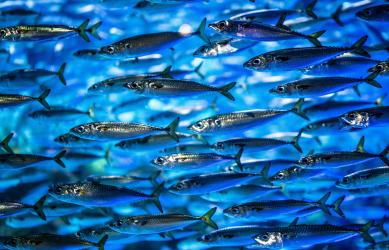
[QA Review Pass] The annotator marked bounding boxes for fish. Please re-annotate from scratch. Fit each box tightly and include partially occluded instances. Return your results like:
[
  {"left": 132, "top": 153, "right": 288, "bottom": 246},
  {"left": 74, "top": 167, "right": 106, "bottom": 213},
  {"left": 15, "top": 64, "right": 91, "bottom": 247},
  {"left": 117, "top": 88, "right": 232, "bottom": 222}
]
[
  {"left": 193, "top": 38, "right": 256, "bottom": 58},
  {"left": 297, "top": 136, "right": 389, "bottom": 169},
  {"left": 0, "top": 133, "right": 14, "bottom": 154},
  {"left": 269, "top": 71, "right": 381, "bottom": 97},
  {"left": 0, "top": 195, "right": 46, "bottom": 221},
  {"left": 336, "top": 166, "right": 389, "bottom": 189},
  {"left": 0, "top": 19, "right": 101, "bottom": 42},
  {"left": 54, "top": 133, "right": 98, "bottom": 147},
  {"left": 244, "top": 36, "right": 369, "bottom": 71},
  {"left": 151, "top": 147, "right": 243, "bottom": 170},
  {"left": 73, "top": 49, "right": 113, "bottom": 61},
  {"left": 48, "top": 182, "right": 164, "bottom": 212},
  {"left": 188, "top": 99, "right": 307, "bottom": 134},
  {"left": 0, "top": 63, "right": 66, "bottom": 87},
  {"left": 87, "top": 171, "right": 160, "bottom": 188},
  {"left": 108, "top": 207, "right": 218, "bottom": 234},
  {"left": 98, "top": 18, "right": 208, "bottom": 58},
  {"left": 0, "top": 8, "right": 40, "bottom": 22},
  {"left": 76, "top": 226, "right": 131, "bottom": 243},
  {"left": 356, "top": 4, "right": 389, "bottom": 22},
  {"left": 209, "top": 14, "right": 324, "bottom": 46},
  {"left": 29, "top": 105, "right": 94, "bottom": 120},
  {"left": 124, "top": 78, "right": 236, "bottom": 101},
  {"left": 69, "top": 117, "right": 180, "bottom": 141},
  {"left": 339, "top": 106, "right": 389, "bottom": 130},
  {"left": 0, "top": 89, "right": 51, "bottom": 110},
  {"left": 0, "top": 150, "right": 66, "bottom": 169},
  {"left": 300, "top": 117, "right": 349, "bottom": 136},
  {"left": 3, "top": 234, "right": 108, "bottom": 250}
]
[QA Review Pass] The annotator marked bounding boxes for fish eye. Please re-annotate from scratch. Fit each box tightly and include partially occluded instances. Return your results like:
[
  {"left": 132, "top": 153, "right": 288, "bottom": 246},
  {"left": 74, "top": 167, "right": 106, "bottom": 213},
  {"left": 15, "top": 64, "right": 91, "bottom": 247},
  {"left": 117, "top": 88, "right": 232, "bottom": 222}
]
[
  {"left": 253, "top": 58, "right": 261, "bottom": 65},
  {"left": 217, "top": 21, "right": 227, "bottom": 29},
  {"left": 202, "top": 235, "right": 211, "bottom": 241},
  {"left": 216, "top": 142, "right": 224, "bottom": 149},
  {"left": 74, "top": 187, "right": 81, "bottom": 195},
  {"left": 75, "top": 232, "right": 81, "bottom": 237},
  {"left": 277, "top": 86, "right": 285, "bottom": 92},
  {"left": 259, "top": 234, "right": 269, "bottom": 241},
  {"left": 92, "top": 85, "right": 98, "bottom": 89},
  {"left": 176, "top": 183, "right": 184, "bottom": 190},
  {"left": 231, "top": 207, "right": 240, "bottom": 214},
  {"left": 116, "top": 220, "right": 123, "bottom": 226},
  {"left": 194, "top": 121, "right": 205, "bottom": 129},
  {"left": 348, "top": 113, "right": 356, "bottom": 119},
  {"left": 301, "top": 158, "right": 309, "bottom": 164},
  {"left": 277, "top": 172, "right": 285, "bottom": 178},
  {"left": 106, "top": 46, "right": 115, "bottom": 54},
  {"left": 292, "top": 167, "right": 299, "bottom": 173},
  {"left": 342, "top": 177, "right": 350, "bottom": 184},
  {"left": 129, "top": 82, "right": 138, "bottom": 89},
  {"left": 214, "top": 119, "right": 222, "bottom": 126},
  {"left": 364, "top": 9, "right": 372, "bottom": 16},
  {"left": 55, "top": 186, "right": 63, "bottom": 193},
  {"left": 200, "top": 47, "right": 208, "bottom": 53},
  {"left": 155, "top": 157, "right": 165, "bottom": 164},
  {"left": 0, "top": 30, "right": 6, "bottom": 36}
]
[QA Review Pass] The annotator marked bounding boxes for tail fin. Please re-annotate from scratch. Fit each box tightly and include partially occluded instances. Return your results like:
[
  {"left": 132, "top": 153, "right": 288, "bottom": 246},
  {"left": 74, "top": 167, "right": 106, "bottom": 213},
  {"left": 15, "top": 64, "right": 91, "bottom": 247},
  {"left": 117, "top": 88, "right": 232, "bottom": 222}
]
[
  {"left": 364, "top": 71, "right": 382, "bottom": 88},
  {"left": 218, "top": 82, "right": 236, "bottom": 101},
  {"left": 165, "top": 117, "right": 180, "bottom": 142},
  {"left": 375, "top": 94, "right": 386, "bottom": 106},
  {"left": 194, "top": 18, "right": 209, "bottom": 43},
  {"left": 194, "top": 62, "right": 204, "bottom": 79},
  {"left": 351, "top": 35, "right": 370, "bottom": 58},
  {"left": 87, "top": 21, "right": 102, "bottom": 40},
  {"left": 331, "top": 5, "right": 344, "bottom": 26},
  {"left": 57, "top": 63, "right": 67, "bottom": 86},
  {"left": 305, "top": 0, "right": 318, "bottom": 19},
  {"left": 332, "top": 195, "right": 345, "bottom": 218},
  {"left": 149, "top": 171, "right": 161, "bottom": 187},
  {"left": 0, "top": 133, "right": 14, "bottom": 154},
  {"left": 161, "top": 65, "right": 173, "bottom": 79},
  {"left": 234, "top": 147, "right": 244, "bottom": 171},
  {"left": 291, "top": 130, "right": 303, "bottom": 153},
  {"left": 376, "top": 216, "right": 388, "bottom": 237},
  {"left": 200, "top": 207, "right": 218, "bottom": 229},
  {"left": 291, "top": 98, "right": 309, "bottom": 120},
  {"left": 88, "top": 103, "right": 95, "bottom": 119},
  {"left": 307, "top": 30, "right": 325, "bottom": 47},
  {"left": 53, "top": 150, "right": 67, "bottom": 168},
  {"left": 151, "top": 182, "right": 164, "bottom": 213},
  {"left": 32, "top": 195, "right": 47, "bottom": 221},
  {"left": 35, "top": 89, "right": 51, "bottom": 110},
  {"left": 95, "top": 234, "right": 108, "bottom": 250},
  {"left": 317, "top": 192, "right": 331, "bottom": 215},
  {"left": 78, "top": 19, "right": 90, "bottom": 42},
  {"left": 379, "top": 145, "right": 389, "bottom": 166},
  {"left": 359, "top": 221, "right": 375, "bottom": 244}
]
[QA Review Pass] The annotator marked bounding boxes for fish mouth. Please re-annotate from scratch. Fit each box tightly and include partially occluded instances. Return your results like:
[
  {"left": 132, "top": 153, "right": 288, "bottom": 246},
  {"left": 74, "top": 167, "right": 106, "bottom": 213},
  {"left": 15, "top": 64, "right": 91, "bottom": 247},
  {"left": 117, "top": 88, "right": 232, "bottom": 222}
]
[
  {"left": 208, "top": 23, "right": 219, "bottom": 31},
  {"left": 269, "top": 88, "right": 277, "bottom": 94}
]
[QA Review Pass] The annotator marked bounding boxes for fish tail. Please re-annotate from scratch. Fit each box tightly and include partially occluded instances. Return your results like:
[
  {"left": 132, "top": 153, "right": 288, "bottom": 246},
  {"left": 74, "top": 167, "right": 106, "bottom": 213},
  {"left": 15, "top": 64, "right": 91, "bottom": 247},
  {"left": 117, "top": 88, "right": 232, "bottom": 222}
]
[
  {"left": 291, "top": 130, "right": 303, "bottom": 153},
  {"left": 88, "top": 103, "right": 95, "bottom": 119},
  {"left": 374, "top": 94, "right": 386, "bottom": 106},
  {"left": 379, "top": 145, "right": 389, "bottom": 166},
  {"left": 0, "top": 133, "right": 14, "bottom": 154},
  {"left": 32, "top": 195, "right": 47, "bottom": 221},
  {"left": 78, "top": 19, "right": 90, "bottom": 42},
  {"left": 306, "top": 30, "right": 325, "bottom": 47},
  {"left": 351, "top": 35, "right": 370, "bottom": 58},
  {"left": 194, "top": 62, "right": 205, "bottom": 79},
  {"left": 95, "top": 234, "right": 108, "bottom": 250},
  {"left": 317, "top": 192, "right": 331, "bottom": 215},
  {"left": 57, "top": 62, "right": 67, "bottom": 86},
  {"left": 151, "top": 182, "right": 164, "bottom": 213},
  {"left": 359, "top": 221, "right": 375, "bottom": 244},
  {"left": 87, "top": 21, "right": 102, "bottom": 40},
  {"left": 165, "top": 117, "right": 180, "bottom": 142},
  {"left": 291, "top": 98, "right": 310, "bottom": 120},
  {"left": 364, "top": 71, "right": 382, "bottom": 88},
  {"left": 200, "top": 207, "right": 218, "bottom": 229},
  {"left": 149, "top": 171, "right": 161, "bottom": 187},
  {"left": 305, "top": 0, "right": 318, "bottom": 19},
  {"left": 332, "top": 195, "right": 346, "bottom": 218},
  {"left": 331, "top": 5, "right": 344, "bottom": 26},
  {"left": 35, "top": 89, "right": 51, "bottom": 110},
  {"left": 195, "top": 18, "right": 209, "bottom": 43},
  {"left": 376, "top": 215, "right": 388, "bottom": 237},
  {"left": 234, "top": 146, "right": 244, "bottom": 171},
  {"left": 218, "top": 81, "right": 236, "bottom": 101},
  {"left": 161, "top": 65, "right": 173, "bottom": 79},
  {"left": 53, "top": 150, "right": 67, "bottom": 168}
]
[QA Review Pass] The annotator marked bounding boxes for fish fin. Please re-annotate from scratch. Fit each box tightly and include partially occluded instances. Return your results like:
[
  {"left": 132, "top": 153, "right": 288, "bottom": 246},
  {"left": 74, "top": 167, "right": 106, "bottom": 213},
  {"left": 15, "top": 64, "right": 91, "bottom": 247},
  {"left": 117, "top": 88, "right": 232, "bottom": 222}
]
[
  {"left": 355, "top": 136, "right": 366, "bottom": 153},
  {"left": 377, "top": 215, "right": 388, "bottom": 237},
  {"left": 78, "top": 19, "right": 90, "bottom": 42},
  {"left": 234, "top": 146, "right": 244, "bottom": 171},
  {"left": 194, "top": 134, "right": 209, "bottom": 145},
  {"left": 379, "top": 145, "right": 389, "bottom": 166},
  {"left": 331, "top": 5, "right": 344, "bottom": 26},
  {"left": 307, "top": 30, "right": 325, "bottom": 47},
  {"left": 291, "top": 98, "right": 310, "bottom": 120},
  {"left": 275, "top": 13, "right": 289, "bottom": 30},
  {"left": 352, "top": 85, "right": 361, "bottom": 97},
  {"left": 57, "top": 62, "right": 67, "bottom": 86},
  {"left": 149, "top": 171, "right": 161, "bottom": 187},
  {"left": 305, "top": 0, "right": 318, "bottom": 19},
  {"left": 359, "top": 221, "right": 375, "bottom": 244},
  {"left": 87, "top": 21, "right": 102, "bottom": 40},
  {"left": 317, "top": 192, "right": 331, "bottom": 215},
  {"left": 35, "top": 89, "right": 51, "bottom": 110},
  {"left": 200, "top": 207, "right": 218, "bottom": 229},
  {"left": 218, "top": 81, "right": 236, "bottom": 101},
  {"left": 313, "top": 137, "right": 322, "bottom": 145},
  {"left": 60, "top": 216, "right": 71, "bottom": 225},
  {"left": 289, "top": 217, "right": 299, "bottom": 227},
  {"left": 165, "top": 117, "right": 180, "bottom": 142},
  {"left": 332, "top": 195, "right": 346, "bottom": 218},
  {"left": 32, "top": 195, "right": 47, "bottom": 221},
  {"left": 161, "top": 65, "right": 173, "bottom": 79},
  {"left": 0, "top": 133, "right": 14, "bottom": 154},
  {"left": 151, "top": 182, "right": 164, "bottom": 213},
  {"left": 374, "top": 94, "right": 386, "bottom": 106},
  {"left": 195, "top": 18, "right": 209, "bottom": 43},
  {"left": 351, "top": 35, "right": 370, "bottom": 58},
  {"left": 364, "top": 71, "right": 382, "bottom": 88},
  {"left": 260, "top": 162, "right": 272, "bottom": 186},
  {"left": 104, "top": 146, "right": 111, "bottom": 166},
  {"left": 53, "top": 150, "right": 67, "bottom": 168},
  {"left": 194, "top": 62, "right": 204, "bottom": 79},
  {"left": 95, "top": 234, "right": 108, "bottom": 250},
  {"left": 88, "top": 103, "right": 95, "bottom": 119},
  {"left": 291, "top": 130, "right": 303, "bottom": 153}
]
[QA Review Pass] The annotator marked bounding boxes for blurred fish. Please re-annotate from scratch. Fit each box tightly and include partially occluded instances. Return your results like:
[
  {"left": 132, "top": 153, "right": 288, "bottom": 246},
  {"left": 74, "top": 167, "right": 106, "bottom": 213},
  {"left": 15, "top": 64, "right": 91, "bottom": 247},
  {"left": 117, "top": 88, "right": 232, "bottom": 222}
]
[
  {"left": 87, "top": 172, "right": 160, "bottom": 188},
  {"left": 336, "top": 166, "right": 389, "bottom": 189},
  {"left": 0, "top": 89, "right": 51, "bottom": 110},
  {"left": 54, "top": 133, "right": 98, "bottom": 147},
  {"left": 0, "top": 150, "right": 66, "bottom": 169},
  {"left": 0, "top": 195, "right": 46, "bottom": 221},
  {"left": 29, "top": 104, "right": 94, "bottom": 120},
  {"left": 356, "top": 4, "right": 389, "bottom": 22},
  {"left": 193, "top": 38, "right": 256, "bottom": 58}
]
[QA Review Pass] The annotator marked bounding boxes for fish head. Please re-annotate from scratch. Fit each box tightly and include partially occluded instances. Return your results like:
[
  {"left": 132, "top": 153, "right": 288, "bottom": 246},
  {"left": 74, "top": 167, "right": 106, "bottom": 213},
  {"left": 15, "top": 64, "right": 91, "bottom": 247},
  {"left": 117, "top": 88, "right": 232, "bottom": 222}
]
[
  {"left": 124, "top": 79, "right": 146, "bottom": 94},
  {"left": 99, "top": 44, "right": 117, "bottom": 56},
  {"left": 244, "top": 55, "right": 268, "bottom": 71},
  {"left": 2, "top": 237, "right": 20, "bottom": 250},
  {"left": 151, "top": 156, "right": 170, "bottom": 168},
  {"left": 223, "top": 205, "right": 247, "bottom": 218},
  {"left": 193, "top": 44, "right": 217, "bottom": 57},
  {"left": 269, "top": 84, "right": 292, "bottom": 96},
  {"left": 188, "top": 118, "right": 213, "bottom": 133},
  {"left": 335, "top": 175, "right": 353, "bottom": 189},
  {"left": 115, "top": 140, "right": 129, "bottom": 149},
  {"left": 339, "top": 111, "right": 369, "bottom": 130},
  {"left": 356, "top": 7, "right": 376, "bottom": 21},
  {"left": 0, "top": 28, "right": 11, "bottom": 40},
  {"left": 197, "top": 232, "right": 221, "bottom": 245},
  {"left": 73, "top": 49, "right": 98, "bottom": 58},
  {"left": 70, "top": 124, "right": 93, "bottom": 138},
  {"left": 212, "top": 141, "right": 225, "bottom": 151},
  {"left": 88, "top": 80, "right": 115, "bottom": 94},
  {"left": 368, "top": 62, "right": 389, "bottom": 74},
  {"left": 168, "top": 179, "right": 197, "bottom": 194},
  {"left": 48, "top": 183, "right": 87, "bottom": 201},
  {"left": 109, "top": 217, "right": 146, "bottom": 233},
  {"left": 253, "top": 232, "right": 283, "bottom": 249},
  {"left": 209, "top": 20, "right": 232, "bottom": 34},
  {"left": 54, "top": 134, "right": 71, "bottom": 144},
  {"left": 270, "top": 166, "right": 300, "bottom": 184},
  {"left": 297, "top": 156, "right": 315, "bottom": 168}
]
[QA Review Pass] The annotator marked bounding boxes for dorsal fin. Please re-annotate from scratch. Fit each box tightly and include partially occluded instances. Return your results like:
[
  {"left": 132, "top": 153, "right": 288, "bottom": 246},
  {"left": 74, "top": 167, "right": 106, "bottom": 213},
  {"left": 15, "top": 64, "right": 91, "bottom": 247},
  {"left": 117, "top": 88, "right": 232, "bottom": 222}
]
[
  {"left": 161, "top": 65, "right": 173, "bottom": 79},
  {"left": 306, "top": 149, "right": 315, "bottom": 156},
  {"left": 289, "top": 217, "right": 299, "bottom": 227},
  {"left": 276, "top": 13, "right": 289, "bottom": 30},
  {"left": 355, "top": 136, "right": 366, "bottom": 153}
]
